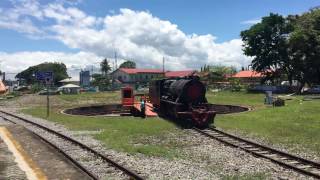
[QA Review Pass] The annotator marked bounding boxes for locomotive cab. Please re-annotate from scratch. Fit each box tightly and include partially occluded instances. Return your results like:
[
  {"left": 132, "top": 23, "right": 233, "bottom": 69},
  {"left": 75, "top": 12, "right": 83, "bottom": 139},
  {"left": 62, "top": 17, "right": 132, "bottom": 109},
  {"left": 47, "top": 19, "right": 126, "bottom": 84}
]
[{"left": 121, "top": 86, "right": 134, "bottom": 107}]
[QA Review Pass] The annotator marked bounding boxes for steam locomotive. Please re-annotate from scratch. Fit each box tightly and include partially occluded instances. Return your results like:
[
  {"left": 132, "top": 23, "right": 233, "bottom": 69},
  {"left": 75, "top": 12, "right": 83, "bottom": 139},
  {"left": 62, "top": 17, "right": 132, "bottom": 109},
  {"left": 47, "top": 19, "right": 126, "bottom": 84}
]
[{"left": 149, "top": 76, "right": 216, "bottom": 128}]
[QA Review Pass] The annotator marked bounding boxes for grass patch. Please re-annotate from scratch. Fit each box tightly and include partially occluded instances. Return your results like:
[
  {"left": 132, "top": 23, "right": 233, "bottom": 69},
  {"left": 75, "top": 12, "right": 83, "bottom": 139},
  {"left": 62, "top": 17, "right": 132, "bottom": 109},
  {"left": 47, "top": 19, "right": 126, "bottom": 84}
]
[
  {"left": 22, "top": 107, "right": 184, "bottom": 158},
  {"left": 59, "top": 91, "right": 120, "bottom": 105},
  {"left": 209, "top": 91, "right": 320, "bottom": 155},
  {"left": 206, "top": 91, "right": 265, "bottom": 108},
  {"left": 21, "top": 91, "right": 320, "bottom": 157}
]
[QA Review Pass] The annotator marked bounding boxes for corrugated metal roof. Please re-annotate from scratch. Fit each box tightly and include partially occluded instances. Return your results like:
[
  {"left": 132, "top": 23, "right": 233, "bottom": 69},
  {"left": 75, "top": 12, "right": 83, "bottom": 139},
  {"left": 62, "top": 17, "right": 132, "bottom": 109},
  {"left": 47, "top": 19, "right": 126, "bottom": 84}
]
[
  {"left": 165, "top": 70, "right": 195, "bottom": 77},
  {"left": 232, "top": 70, "right": 264, "bottom": 78},
  {"left": 119, "top": 68, "right": 164, "bottom": 74}
]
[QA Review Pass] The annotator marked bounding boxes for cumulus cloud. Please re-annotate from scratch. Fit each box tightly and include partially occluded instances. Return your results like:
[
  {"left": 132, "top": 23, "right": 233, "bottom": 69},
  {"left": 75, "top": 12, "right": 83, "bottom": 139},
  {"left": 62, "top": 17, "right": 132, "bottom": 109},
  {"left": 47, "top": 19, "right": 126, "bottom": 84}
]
[
  {"left": 0, "top": 51, "right": 102, "bottom": 79},
  {"left": 0, "top": 0, "right": 251, "bottom": 75},
  {"left": 0, "top": 0, "right": 43, "bottom": 34}
]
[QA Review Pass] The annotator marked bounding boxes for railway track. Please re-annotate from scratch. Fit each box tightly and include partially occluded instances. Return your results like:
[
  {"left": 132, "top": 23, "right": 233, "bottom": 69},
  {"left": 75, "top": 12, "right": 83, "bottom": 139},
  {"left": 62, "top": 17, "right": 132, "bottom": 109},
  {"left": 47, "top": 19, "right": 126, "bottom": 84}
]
[
  {"left": 193, "top": 127, "right": 320, "bottom": 179},
  {"left": 0, "top": 110, "right": 144, "bottom": 180}
]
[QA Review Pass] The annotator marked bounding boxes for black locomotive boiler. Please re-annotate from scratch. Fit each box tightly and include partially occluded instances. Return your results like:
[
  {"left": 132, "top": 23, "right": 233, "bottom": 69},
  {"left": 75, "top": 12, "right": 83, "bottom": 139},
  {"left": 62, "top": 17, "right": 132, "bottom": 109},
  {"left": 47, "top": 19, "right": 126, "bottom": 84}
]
[{"left": 149, "top": 76, "right": 216, "bottom": 128}]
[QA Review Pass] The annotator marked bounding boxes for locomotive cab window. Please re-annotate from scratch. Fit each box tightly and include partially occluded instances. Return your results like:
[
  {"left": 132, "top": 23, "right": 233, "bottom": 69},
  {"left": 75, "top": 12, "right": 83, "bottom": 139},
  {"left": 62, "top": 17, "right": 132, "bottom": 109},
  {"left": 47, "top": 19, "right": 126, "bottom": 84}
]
[{"left": 123, "top": 90, "right": 132, "bottom": 98}]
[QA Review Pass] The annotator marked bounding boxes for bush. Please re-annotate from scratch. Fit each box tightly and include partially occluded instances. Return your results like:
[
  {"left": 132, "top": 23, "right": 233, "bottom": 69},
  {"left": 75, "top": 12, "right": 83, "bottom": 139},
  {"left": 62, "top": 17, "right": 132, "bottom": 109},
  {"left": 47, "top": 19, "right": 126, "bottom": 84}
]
[
  {"left": 230, "top": 78, "right": 242, "bottom": 91},
  {"left": 31, "top": 83, "right": 44, "bottom": 93}
]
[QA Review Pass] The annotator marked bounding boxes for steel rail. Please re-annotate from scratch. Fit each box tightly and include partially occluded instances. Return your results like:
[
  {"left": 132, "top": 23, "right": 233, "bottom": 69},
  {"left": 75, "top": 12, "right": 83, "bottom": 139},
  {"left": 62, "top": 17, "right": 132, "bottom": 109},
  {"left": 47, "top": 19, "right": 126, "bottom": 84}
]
[
  {"left": 0, "top": 116, "right": 98, "bottom": 179},
  {"left": 0, "top": 110, "right": 144, "bottom": 180},
  {"left": 193, "top": 127, "right": 320, "bottom": 179}
]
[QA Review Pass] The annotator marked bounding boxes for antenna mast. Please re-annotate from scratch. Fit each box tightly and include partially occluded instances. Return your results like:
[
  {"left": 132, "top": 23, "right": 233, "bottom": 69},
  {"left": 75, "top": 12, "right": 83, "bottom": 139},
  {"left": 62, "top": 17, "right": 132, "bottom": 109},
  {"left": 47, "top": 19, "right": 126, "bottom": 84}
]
[
  {"left": 115, "top": 51, "right": 118, "bottom": 69},
  {"left": 162, "top": 57, "right": 165, "bottom": 73}
]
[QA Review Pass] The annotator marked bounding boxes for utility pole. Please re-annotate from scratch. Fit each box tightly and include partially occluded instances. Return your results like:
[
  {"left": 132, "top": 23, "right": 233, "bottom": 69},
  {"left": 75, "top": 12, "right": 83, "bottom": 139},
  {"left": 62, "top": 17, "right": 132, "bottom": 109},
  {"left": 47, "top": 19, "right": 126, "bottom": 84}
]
[
  {"left": 162, "top": 57, "right": 165, "bottom": 75},
  {"left": 115, "top": 51, "right": 118, "bottom": 70},
  {"left": 91, "top": 65, "right": 94, "bottom": 74}
]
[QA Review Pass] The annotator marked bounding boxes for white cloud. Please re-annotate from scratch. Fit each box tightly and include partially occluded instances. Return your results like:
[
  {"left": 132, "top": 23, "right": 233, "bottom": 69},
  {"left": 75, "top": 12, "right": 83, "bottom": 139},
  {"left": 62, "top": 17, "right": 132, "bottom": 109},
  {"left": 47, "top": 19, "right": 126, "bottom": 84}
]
[
  {"left": 48, "top": 8, "right": 251, "bottom": 70},
  {"left": 0, "top": 51, "right": 102, "bottom": 79},
  {"left": 241, "top": 18, "right": 261, "bottom": 25},
  {"left": 0, "top": 1, "right": 252, "bottom": 74},
  {"left": 0, "top": 0, "right": 44, "bottom": 34}
]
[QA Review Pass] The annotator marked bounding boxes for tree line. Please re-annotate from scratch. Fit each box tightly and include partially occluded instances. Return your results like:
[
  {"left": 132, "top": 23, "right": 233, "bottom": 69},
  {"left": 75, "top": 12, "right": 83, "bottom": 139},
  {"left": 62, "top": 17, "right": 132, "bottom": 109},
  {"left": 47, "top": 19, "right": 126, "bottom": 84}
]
[
  {"left": 15, "top": 59, "right": 136, "bottom": 91},
  {"left": 241, "top": 8, "right": 320, "bottom": 92}
]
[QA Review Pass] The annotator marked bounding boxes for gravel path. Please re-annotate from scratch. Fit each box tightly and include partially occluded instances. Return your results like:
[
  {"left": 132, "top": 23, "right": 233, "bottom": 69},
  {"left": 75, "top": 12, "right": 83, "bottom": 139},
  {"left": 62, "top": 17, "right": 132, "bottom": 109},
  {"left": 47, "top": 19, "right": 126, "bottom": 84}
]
[{"left": 1, "top": 108, "right": 317, "bottom": 179}]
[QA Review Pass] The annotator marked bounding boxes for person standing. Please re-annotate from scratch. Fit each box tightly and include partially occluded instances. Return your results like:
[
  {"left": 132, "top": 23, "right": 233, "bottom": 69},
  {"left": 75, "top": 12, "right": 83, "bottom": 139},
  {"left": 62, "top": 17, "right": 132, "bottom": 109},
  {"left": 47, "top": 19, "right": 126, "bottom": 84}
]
[{"left": 140, "top": 98, "right": 146, "bottom": 118}]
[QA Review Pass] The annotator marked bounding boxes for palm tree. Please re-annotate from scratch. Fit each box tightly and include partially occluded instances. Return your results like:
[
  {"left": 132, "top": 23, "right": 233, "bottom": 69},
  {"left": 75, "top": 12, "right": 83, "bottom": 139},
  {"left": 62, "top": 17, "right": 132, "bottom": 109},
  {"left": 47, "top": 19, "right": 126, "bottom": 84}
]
[{"left": 100, "top": 58, "right": 111, "bottom": 76}]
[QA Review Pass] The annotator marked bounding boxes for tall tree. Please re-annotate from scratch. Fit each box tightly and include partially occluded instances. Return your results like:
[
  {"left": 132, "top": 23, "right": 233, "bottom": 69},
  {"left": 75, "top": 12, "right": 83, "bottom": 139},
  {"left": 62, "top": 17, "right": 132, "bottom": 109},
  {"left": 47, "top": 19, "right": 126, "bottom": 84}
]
[
  {"left": 119, "top": 60, "right": 136, "bottom": 68},
  {"left": 288, "top": 9, "right": 320, "bottom": 90},
  {"left": 100, "top": 58, "right": 111, "bottom": 76},
  {"left": 240, "top": 13, "right": 293, "bottom": 84},
  {"left": 16, "top": 62, "right": 68, "bottom": 85}
]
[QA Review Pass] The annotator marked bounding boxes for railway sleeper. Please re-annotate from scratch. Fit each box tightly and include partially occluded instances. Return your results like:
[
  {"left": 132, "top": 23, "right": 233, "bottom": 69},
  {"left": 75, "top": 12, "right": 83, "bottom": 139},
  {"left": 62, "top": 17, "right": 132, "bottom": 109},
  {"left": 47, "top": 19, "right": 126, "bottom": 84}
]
[
  {"left": 212, "top": 135, "right": 227, "bottom": 138},
  {"left": 286, "top": 161, "right": 301, "bottom": 165},
  {"left": 246, "top": 148, "right": 261, "bottom": 151},
  {"left": 264, "top": 154, "right": 278, "bottom": 158},
  {"left": 255, "top": 151, "right": 270, "bottom": 154},
  {"left": 278, "top": 157, "right": 289, "bottom": 160},
  {"left": 310, "top": 169, "right": 320, "bottom": 174},
  {"left": 296, "top": 165, "right": 313, "bottom": 169}
]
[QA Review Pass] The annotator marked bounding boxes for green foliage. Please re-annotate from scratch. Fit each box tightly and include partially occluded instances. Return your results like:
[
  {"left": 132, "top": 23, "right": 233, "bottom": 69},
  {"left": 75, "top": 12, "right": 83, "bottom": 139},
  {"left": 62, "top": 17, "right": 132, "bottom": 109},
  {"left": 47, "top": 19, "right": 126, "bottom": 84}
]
[
  {"left": 288, "top": 9, "right": 320, "bottom": 87},
  {"left": 230, "top": 78, "right": 242, "bottom": 91},
  {"left": 241, "top": 10, "right": 320, "bottom": 91},
  {"left": 91, "top": 73, "right": 110, "bottom": 91},
  {"left": 15, "top": 62, "right": 68, "bottom": 85},
  {"left": 241, "top": 13, "right": 293, "bottom": 84},
  {"left": 200, "top": 65, "right": 236, "bottom": 83},
  {"left": 30, "top": 83, "right": 44, "bottom": 93},
  {"left": 119, "top": 60, "right": 136, "bottom": 68},
  {"left": 100, "top": 58, "right": 111, "bottom": 75}
]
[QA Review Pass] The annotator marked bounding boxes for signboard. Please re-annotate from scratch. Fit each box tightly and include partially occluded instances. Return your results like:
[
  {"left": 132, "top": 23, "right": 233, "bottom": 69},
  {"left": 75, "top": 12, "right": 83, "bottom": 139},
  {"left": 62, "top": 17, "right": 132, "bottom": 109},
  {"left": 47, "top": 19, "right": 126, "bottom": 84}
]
[
  {"left": 35, "top": 71, "right": 54, "bottom": 117},
  {"left": 35, "top": 71, "right": 53, "bottom": 84}
]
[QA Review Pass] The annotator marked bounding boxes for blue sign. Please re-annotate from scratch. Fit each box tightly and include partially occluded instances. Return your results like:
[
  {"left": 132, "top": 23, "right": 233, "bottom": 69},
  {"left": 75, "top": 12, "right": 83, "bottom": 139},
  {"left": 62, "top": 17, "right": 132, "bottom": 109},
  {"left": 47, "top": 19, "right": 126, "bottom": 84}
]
[{"left": 35, "top": 71, "right": 53, "bottom": 81}]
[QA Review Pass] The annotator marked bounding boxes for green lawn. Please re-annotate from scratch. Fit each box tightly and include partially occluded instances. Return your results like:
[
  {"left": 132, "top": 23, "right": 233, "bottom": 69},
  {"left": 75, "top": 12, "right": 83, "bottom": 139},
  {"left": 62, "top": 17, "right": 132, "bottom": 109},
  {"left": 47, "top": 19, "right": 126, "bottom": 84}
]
[
  {"left": 59, "top": 91, "right": 120, "bottom": 105},
  {"left": 208, "top": 91, "right": 320, "bottom": 156},
  {"left": 21, "top": 91, "right": 320, "bottom": 157},
  {"left": 22, "top": 107, "right": 185, "bottom": 158}
]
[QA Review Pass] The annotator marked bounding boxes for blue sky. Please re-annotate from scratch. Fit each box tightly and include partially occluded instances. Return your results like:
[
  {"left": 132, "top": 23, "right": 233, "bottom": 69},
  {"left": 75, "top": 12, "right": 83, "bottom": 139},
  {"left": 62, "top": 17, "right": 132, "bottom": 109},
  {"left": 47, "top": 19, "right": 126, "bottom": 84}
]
[
  {"left": 0, "top": 0, "right": 319, "bottom": 77},
  {"left": 1, "top": 0, "right": 318, "bottom": 52},
  {"left": 77, "top": 0, "right": 320, "bottom": 42}
]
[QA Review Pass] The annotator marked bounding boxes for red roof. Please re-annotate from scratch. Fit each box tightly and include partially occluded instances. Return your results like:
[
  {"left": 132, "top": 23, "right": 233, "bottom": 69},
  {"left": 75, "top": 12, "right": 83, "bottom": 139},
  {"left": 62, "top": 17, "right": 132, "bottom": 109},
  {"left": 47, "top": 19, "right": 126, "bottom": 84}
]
[
  {"left": 165, "top": 70, "right": 195, "bottom": 78},
  {"left": 119, "top": 68, "right": 164, "bottom": 74},
  {"left": 232, "top": 70, "right": 264, "bottom": 78}
]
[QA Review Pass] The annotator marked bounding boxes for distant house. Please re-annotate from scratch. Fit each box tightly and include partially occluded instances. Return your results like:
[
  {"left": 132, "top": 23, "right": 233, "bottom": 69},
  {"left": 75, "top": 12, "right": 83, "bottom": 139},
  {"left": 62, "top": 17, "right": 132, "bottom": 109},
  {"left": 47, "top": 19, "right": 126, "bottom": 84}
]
[
  {"left": 59, "top": 77, "right": 80, "bottom": 85},
  {"left": 58, "top": 84, "right": 80, "bottom": 94},
  {"left": 165, "top": 70, "right": 196, "bottom": 78},
  {"left": 111, "top": 68, "right": 164, "bottom": 83},
  {"left": 111, "top": 68, "right": 198, "bottom": 84},
  {"left": 231, "top": 70, "right": 265, "bottom": 84}
]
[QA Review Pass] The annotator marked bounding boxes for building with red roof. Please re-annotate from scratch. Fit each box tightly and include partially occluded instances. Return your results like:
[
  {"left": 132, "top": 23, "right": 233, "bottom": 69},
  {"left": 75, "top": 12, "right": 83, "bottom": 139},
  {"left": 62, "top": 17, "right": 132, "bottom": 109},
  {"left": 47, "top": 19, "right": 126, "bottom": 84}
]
[
  {"left": 165, "top": 70, "right": 196, "bottom": 78},
  {"left": 111, "top": 68, "right": 197, "bottom": 84},
  {"left": 111, "top": 68, "right": 164, "bottom": 83},
  {"left": 232, "top": 70, "right": 264, "bottom": 78},
  {"left": 231, "top": 70, "right": 265, "bottom": 84}
]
